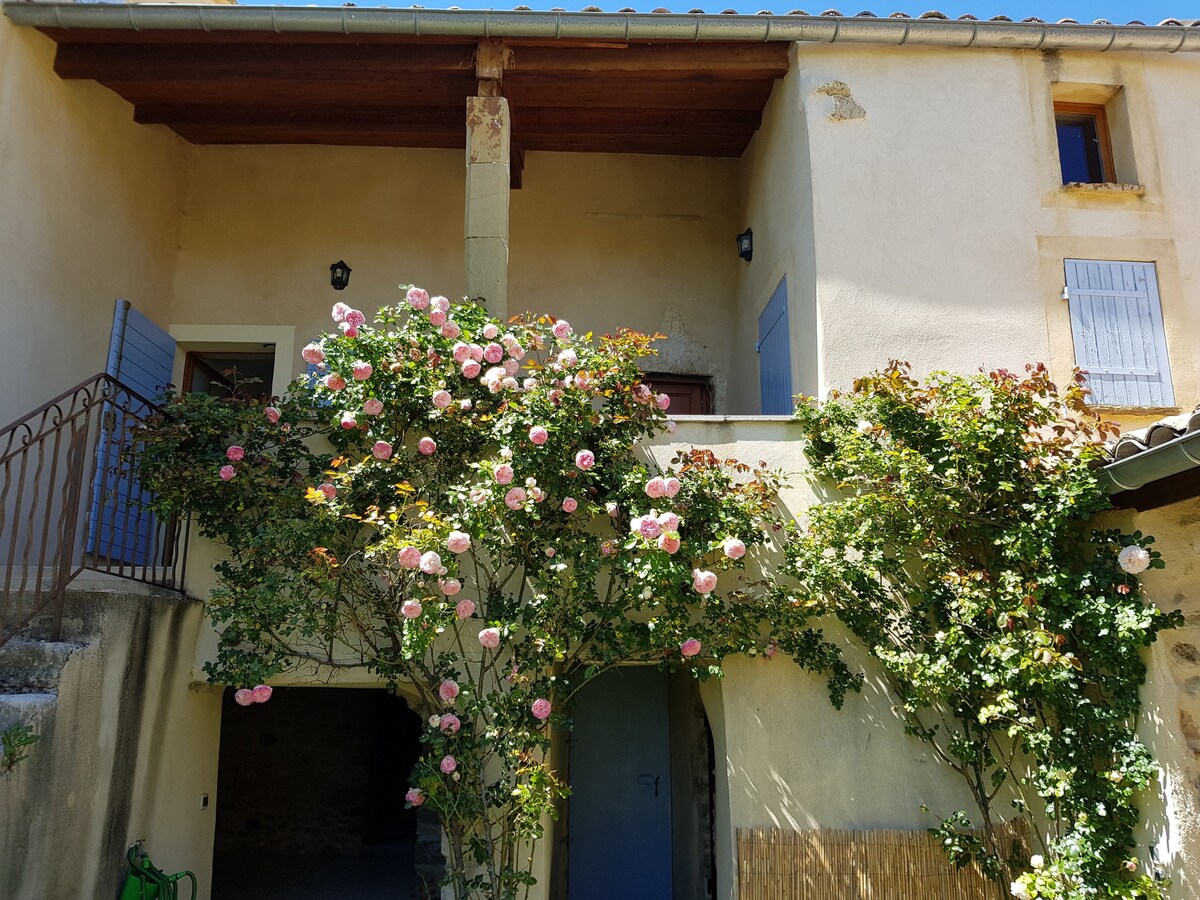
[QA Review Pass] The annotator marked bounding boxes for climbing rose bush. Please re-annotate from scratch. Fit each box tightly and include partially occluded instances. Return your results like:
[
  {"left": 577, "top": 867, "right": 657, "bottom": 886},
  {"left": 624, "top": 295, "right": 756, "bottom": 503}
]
[
  {"left": 787, "top": 362, "right": 1181, "bottom": 900},
  {"left": 139, "top": 289, "right": 850, "bottom": 900}
]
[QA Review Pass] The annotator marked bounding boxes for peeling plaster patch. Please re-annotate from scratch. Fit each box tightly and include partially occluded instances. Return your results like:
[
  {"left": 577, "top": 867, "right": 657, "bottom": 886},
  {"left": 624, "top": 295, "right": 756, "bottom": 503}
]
[
  {"left": 816, "top": 81, "right": 866, "bottom": 121},
  {"left": 650, "top": 307, "right": 727, "bottom": 413}
]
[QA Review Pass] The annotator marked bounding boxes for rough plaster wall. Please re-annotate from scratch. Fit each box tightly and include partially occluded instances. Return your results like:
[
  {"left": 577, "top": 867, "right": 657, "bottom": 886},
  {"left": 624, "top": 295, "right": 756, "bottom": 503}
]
[
  {"left": 0, "top": 590, "right": 218, "bottom": 900},
  {"left": 735, "top": 54, "right": 820, "bottom": 414},
  {"left": 1103, "top": 500, "right": 1200, "bottom": 895},
  {"left": 510, "top": 152, "right": 741, "bottom": 413},
  {"left": 0, "top": 19, "right": 184, "bottom": 425}
]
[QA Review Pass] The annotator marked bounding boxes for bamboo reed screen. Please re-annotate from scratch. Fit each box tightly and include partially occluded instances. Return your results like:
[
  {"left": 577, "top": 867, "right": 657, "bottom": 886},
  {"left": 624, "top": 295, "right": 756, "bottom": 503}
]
[{"left": 737, "top": 823, "right": 1027, "bottom": 900}]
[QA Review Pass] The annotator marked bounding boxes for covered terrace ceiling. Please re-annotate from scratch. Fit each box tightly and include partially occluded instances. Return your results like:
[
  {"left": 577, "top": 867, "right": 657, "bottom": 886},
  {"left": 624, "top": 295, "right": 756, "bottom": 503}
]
[{"left": 36, "top": 29, "right": 790, "bottom": 164}]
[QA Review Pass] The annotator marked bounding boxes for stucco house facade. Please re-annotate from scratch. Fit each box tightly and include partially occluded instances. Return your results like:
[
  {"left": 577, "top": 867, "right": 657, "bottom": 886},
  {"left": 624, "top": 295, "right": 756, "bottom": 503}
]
[{"left": 1, "top": 3, "right": 1199, "bottom": 899}]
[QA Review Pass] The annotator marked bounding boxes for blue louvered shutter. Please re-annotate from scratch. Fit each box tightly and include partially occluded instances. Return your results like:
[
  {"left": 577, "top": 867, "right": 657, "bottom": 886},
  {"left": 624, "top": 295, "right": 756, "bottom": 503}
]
[
  {"left": 1065, "top": 259, "right": 1174, "bottom": 407},
  {"left": 89, "top": 300, "right": 176, "bottom": 565},
  {"left": 757, "top": 278, "right": 793, "bottom": 414}
]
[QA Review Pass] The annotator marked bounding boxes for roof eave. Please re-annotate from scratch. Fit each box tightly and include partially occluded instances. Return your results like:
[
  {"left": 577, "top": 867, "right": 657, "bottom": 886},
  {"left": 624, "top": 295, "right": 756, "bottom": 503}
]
[{"left": 4, "top": 3, "right": 1199, "bottom": 53}]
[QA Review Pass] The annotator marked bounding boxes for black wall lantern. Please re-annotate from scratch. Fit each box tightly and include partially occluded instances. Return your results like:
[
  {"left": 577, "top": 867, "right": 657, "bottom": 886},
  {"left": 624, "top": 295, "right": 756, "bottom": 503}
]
[
  {"left": 736, "top": 228, "right": 753, "bottom": 262},
  {"left": 330, "top": 260, "right": 352, "bottom": 291}
]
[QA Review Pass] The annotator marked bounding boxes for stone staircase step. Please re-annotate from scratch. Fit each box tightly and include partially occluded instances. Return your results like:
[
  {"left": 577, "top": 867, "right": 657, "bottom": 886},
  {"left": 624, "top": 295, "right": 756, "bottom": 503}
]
[
  {"left": 0, "top": 640, "right": 85, "bottom": 691},
  {"left": 0, "top": 691, "right": 56, "bottom": 732}
]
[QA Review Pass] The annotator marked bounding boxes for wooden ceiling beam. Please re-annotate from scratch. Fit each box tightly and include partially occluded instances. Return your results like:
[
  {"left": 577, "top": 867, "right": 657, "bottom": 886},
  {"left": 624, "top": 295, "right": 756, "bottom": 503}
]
[
  {"left": 54, "top": 42, "right": 476, "bottom": 81},
  {"left": 170, "top": 125, "right": 464, "bottom": 148},
  {"left": 97, "top": 78, "right": 476, "bottom": 107},
  {"left": 507, "top": 42, "right": 788, "bottom": 79},
  {"left": 132, "top": 104, "right": 468, "bottom": 129}
]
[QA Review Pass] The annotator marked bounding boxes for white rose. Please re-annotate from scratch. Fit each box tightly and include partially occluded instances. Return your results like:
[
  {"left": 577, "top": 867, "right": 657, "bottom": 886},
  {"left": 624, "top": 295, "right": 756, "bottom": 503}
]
[{"left": 1117, "top": 545, "right": 1151, "bottom": 574}]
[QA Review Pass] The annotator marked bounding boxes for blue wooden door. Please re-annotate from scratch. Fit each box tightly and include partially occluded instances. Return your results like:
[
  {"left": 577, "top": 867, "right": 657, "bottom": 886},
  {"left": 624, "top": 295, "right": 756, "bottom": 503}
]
[
  {"left": 757, "top": 278, "right": 792, "bottom": 414},
  {"left": 89, "top": 300, "right": 175, "bottom": 565},
  {"left": 569, "top": 667, "right": 673, "bottom": 900}
]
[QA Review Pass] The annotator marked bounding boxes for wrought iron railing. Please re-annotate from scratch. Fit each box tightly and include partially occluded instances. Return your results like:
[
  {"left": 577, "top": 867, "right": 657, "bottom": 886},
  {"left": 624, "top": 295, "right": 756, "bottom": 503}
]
[{"left": 0, "top": 374, "right": 187, "bottom": 647}]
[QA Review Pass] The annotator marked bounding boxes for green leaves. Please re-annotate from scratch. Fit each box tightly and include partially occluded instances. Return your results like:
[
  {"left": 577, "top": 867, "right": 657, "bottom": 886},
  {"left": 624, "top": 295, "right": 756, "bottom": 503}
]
[{"left": 791, "top": 361, "right": 1178, "bottom": 900}]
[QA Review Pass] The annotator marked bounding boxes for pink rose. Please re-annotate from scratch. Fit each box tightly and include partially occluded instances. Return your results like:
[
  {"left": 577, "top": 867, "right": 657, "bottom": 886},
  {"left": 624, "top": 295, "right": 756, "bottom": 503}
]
[
  {"left": 665, "top": 420, "right": 678, "bottom": 435},
  {"left": 429, "top": 309, "right": 448, "bottom": 327},
  {"left": 352, "top": 361, "right": 373, "bottom": 381},
  {"left": 405, "top": 787, "right": 425, "bottom": 806},
  {"left": 440, "top": 755, "right": 457, "bottom": 774},
  {"left": 723, "top": 538, "right": 746, "bottom": 560},
  {"left": 552, "top": 320, "right": 572, "bottom": 340},
  {"left": 225, "top": 445, "right": 245, "bottom": 462},
  {"left": 418, "top": 437, "right": 437, "bottom": 456},
  {"left": 452, "top": 342, "right": 472, "bottom": 364},
  {"left": 548, "top": 389, "right": 563, "bottom": 405},
  {"left": 505, "top": 488, "right": 526, "bottom": 510},
  {"left": 575, "top": 450, "right": 595, "bottom": 471},
  {"left": 503, "top": 358, "right": 520, "bottom": 376},
  {"left": 252, "top": 684, "right": 273, "bottom": 703},
  {"left": 340, "top": 412, "right": 357, "bottom": 429},
  {"left": 501, "top": 377, "right": 518, "bottom": 392},
  {"left": 482, "top": 323, "right": 500, "bottom": 340},
  {"left": 529, "top": 426, "right": 549, "bottom": 445},
  {"left": 219, "top": 465, "right": 236, "bottom": 481},
  {"left": 638, "top": 517, "right": 662, "bottom": 540},
  {"left": 455, "top": 599, "right": 476, "bottom": 619},
  {"left": 439, "top": 713, "right": 461, "bottom": 734},
  {"left": 657, "top": 511, "right": 680, "bottom": 531},
  {"left": 680, "top": 638, "right": 702, "bottom": 658},
  {"left": 331, "top": 302, "right": 351, "bottom": 323},
  {"left": 372, "top": 441, "right": 393, "bottom": 460},
  {"left": 558, "top": 349, "right": 578, "bottom": 368},
  {"left": 606, "top": 502, "right": 619, "bottom": 517},
  {"left": 345, "top": 309, "right": 366, "bottom": 328},
  {"left": 531, "top": 698, "right": 552, "bottom": 720},
  {"left": 656, "top": 393, "right": 671, "bottom": 410},
  {"left": 402, "top": 599, "right": 423, "bottom": 619},
  {"left": 339, "top": 322, "right": 359, "bottom": 338},
  {"left": 406, "top": 287, "right": 430, "bottom": 310},
  {"left": 460, "top": 399, "right": 473, "bottom": 411},
  {"left": 478, "top": 627, "right": 501, "bottom": 649},
  {"left": 234, "top": 688, "right": 255, "bottom": 707},
  {"left": 446, "top": 531, "right": 471, "bottom": 554},
  {"left": 363, "top": 398, "right": 384, "bottom": 416},
  {"left": 692, "top": 570, "right": 718, "bottom": 595},
  {"left": 575, "top": 372, "right": 592, "bottom": 392},
  {"left": 440, "top": 579, "right": 462, "bottom": 596},
  {"left": 438, "top": 680, "right": 459, "bottom": 702},
  {"left": 508, "top": 343, "right": 525, "bottom": 360},
  {"left": 644, "top": 477, "right": 667, "bottom": 499},
  {"left": 302, "top": 342, "right": 325, "bottom": 365},
  {"left": 441, "top": 321, "right": 461, "bottom": 340},
  {"left": 601, "top": 540, "right": 617, "bottom": 556},
  {"left": 318, "top": 482, "right": 337, "bottom": 500},
  {"left": 431, "top": 296, "right": 451, "bottom": 313},
  {"left": 461, "top": 360, "right": 481, "bottom": 379},
  {"left": 664, "top": 477, "right": 681, "bottom": 498},
  {"left": 562, "top": 497, "right": 578, "bottom": 513},
  {"left": 658, "top": 533, "right": 680, "bottom": 554},
  {"left": 324, "top": 374, "right": 346, "bottom": 391},
  {"left": 484, "top": 343, "right": 504, "bottom": 364},
  {"left": 469, "top": 343, "right": 484, "bottom": 362},
  {"left": 397, "top": 546, "right": 421, "bottom": 569},
  {"left": 495, "top": 464, "right": 515, "bottom": 485},
  {"left": 265, "top": 407, "right": 281, "bottom": 424},
  {"left": 432, "top": 390, "right": 452, "bottom": 409},
  {"left": 420, "top": 551, "right": 442, "bottom": 575},
  {"left": 765, "top": 641, "right": 778, "bottom": 658},
  {"left": 634, "top": 384, "right": 652, "bottom": 403}
]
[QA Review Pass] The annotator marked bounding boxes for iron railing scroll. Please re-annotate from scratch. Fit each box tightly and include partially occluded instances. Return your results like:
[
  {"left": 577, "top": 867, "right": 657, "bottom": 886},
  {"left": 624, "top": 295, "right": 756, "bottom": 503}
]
[{"left": 0, "top": 374, "right": 187, "bottom": 648}]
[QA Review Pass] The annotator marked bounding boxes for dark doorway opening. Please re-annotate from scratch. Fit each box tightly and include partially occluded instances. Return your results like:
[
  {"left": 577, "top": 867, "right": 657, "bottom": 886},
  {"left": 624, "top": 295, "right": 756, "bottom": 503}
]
[{"left": 211, "top": 687, "right": 435, "bottom": 900}]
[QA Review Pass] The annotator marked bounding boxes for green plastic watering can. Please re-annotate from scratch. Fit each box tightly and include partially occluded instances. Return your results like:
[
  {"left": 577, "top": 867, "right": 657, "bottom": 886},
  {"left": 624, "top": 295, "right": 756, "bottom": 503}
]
[{"left": 119, "top": 843, "right": 197, "bottom": 900}]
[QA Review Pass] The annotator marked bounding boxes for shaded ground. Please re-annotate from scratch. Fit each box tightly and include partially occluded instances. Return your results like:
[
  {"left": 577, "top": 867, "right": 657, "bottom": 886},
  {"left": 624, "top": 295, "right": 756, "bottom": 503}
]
[{"left": 211, "top": 844, "right": 417, "bottom": 900}]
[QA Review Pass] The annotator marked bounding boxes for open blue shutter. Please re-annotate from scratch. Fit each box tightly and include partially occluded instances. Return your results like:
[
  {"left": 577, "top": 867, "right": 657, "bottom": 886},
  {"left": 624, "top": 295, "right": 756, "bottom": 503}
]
[
  {"left": 757, "top": 277, "right": 793, "bottom": 414},
  {"left": 89, "top": 301, "right": 176, "bottom": 565},
  {"left": 1065, "top": 260, "right": 1174, "bottom": 407}
]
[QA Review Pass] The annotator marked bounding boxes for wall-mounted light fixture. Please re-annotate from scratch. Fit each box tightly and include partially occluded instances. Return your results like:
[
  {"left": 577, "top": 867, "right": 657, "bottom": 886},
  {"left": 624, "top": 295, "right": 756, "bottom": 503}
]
[
  {"left": 330, "top": 260, "right": 352, "bottom": 291},
  {"left": 1061, "top": 285, "right": 1070, "bottom": 301},
  {"left": 736, "top": 228, "right": 753, "bottom": 262}
]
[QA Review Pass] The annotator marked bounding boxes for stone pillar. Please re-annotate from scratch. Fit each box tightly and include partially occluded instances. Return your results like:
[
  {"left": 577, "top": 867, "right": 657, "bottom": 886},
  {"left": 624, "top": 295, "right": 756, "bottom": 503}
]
[{"left": 465, "top": 95, "right": 510, "bottom": 319}]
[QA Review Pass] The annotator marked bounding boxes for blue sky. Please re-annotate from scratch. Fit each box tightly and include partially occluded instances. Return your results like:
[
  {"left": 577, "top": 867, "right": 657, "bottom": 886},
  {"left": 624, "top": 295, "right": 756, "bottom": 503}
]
[{"left": 248, "top": 0, "right": 1186, "bottom": 26}]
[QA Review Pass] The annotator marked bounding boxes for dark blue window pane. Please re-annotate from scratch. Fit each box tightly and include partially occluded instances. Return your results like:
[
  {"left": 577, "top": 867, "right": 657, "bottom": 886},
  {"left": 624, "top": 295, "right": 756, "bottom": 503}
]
[{"left": 1055, "top": 116, "right": 1104, "bottom": 184}]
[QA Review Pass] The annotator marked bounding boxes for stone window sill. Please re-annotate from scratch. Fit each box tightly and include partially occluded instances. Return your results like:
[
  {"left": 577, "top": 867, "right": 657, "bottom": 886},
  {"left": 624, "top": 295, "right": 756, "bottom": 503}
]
[{"left": 1062, "top": 182, "right": 1145, "bottom": 197}]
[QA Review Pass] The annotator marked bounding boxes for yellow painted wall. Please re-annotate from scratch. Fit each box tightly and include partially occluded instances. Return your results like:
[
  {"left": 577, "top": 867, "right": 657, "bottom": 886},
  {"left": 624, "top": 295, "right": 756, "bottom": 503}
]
[
  {"left": 0, "top": 19, "right": 184, "bottom": 425},
  {"left": 743, "top": 46, "right": 1200, "bottom": 428}
]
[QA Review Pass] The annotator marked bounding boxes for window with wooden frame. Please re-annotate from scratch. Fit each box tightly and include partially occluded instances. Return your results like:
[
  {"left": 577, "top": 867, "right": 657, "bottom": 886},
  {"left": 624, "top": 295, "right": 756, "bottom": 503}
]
[
  {"left": 641, "top": 373, "right": 713, "bottom": 416},
  {"left": 1054, "top": 102, "right": 1115, "bottom": 185}
]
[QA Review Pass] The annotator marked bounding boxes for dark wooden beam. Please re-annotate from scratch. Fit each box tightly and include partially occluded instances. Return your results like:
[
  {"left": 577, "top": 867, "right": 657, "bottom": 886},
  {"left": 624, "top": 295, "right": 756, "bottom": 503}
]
[
  {"left": 170, "top": 125, "right": 464, "bottom": 148},
  {"left": 132, "top": 104, "right": 467, "bottom": 130},
  {"left": 97, "top": 77, "right": 476, "bottom": 107},
  {"left": 508, "top": 42, "right": 788, "bottom": 79}
]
